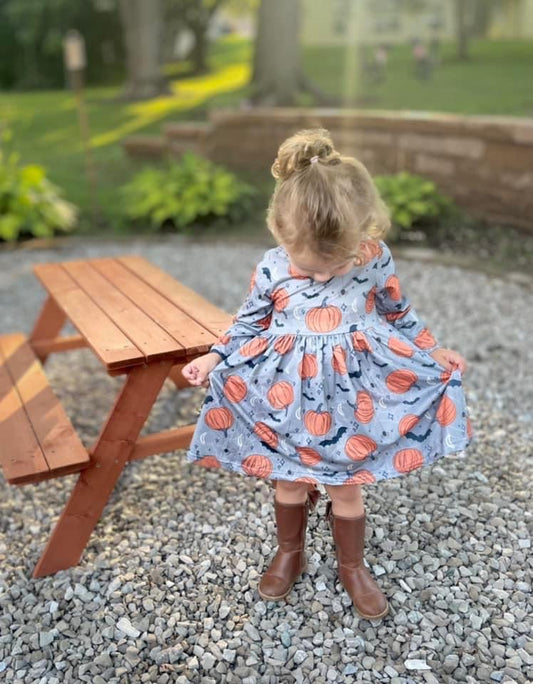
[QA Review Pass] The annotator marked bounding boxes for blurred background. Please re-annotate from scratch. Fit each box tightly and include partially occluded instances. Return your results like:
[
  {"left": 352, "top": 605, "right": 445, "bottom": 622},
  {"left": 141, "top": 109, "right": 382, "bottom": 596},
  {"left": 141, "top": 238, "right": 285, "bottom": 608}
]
[{"left": 0, "top": 0, "right": 532, "bottom": 272}]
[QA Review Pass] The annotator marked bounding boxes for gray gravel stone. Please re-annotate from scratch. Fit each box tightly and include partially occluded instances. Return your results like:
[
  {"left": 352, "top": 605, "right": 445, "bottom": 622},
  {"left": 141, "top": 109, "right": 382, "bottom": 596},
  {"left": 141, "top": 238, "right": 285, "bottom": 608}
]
[{"left": 0, "top": 237, "right": 531, "bottom": 683}]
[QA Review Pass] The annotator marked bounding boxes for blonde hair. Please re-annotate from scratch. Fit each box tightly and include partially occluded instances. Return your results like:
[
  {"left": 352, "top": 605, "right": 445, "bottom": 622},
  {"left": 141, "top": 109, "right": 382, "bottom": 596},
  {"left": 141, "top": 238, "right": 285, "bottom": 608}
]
[{"left": 267, "top": 128, "right": 390, "bottom": 264}]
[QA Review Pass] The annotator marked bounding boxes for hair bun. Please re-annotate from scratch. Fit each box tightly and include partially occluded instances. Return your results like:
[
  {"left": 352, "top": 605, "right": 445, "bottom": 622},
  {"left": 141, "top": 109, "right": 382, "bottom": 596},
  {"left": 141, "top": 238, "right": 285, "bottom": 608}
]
[{"left": 271, "top": 128, "right": 339, "bottom": 181}]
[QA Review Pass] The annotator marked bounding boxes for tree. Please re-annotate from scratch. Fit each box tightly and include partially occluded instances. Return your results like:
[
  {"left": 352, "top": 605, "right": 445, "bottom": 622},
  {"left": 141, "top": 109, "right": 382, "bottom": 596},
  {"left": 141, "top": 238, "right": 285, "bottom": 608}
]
[
  {"left": 250, "top": 0, "right": 335, "bottom": 106},
  {"left": 454, "top": 0, "right": 470, "bottom": 59},
  {"left": 118, "top": 0, "right": 170, "bottom": 98}
]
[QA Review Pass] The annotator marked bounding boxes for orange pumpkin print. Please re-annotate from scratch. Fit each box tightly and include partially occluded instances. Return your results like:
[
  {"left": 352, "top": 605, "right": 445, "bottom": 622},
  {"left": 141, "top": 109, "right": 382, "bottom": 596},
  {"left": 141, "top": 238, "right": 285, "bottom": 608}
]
[
  {"left": 399, "top": 414, "right": 420, "bottom": 436},
  {"left": 197, "top": 455, "right": 221, "bottom": 469},
  {"left": 248, "top": 268, "right": 257, "bottom": 293},
  {"left": 332, "top": 345, "right": 348, "bottom": 374},
  {"left": 205, "top": 407, "right": 234, "bottom": 434},
  {"left": 357, "top": 240, "right": 383, "bottom": 266},
  {"left": 257, "top": 312, "right": 272, "bottom": 330},
  {"left": 365, "top": 285, "right": 377, "bottom": 313},
  {"left": 305, "top": 297, "right": 342, "bottom": 332},
  {"left": 223, "top": 375, "right": 248, "bottom": 403},
  {"left": 295, "top": 476, "right": 319, "bottom": 485},
  {"left": 352, "top": 331, "right": 372, "bottom": 352},
  {"left": 388, "top": 337, "right": 414, "bottom": 358},
  {"left": 304, "top": 406, "right": 332, "bottom": 435},
  {"left": 272, "top": 288, "right": 290, "bottom": 312},
  {"left": 345, "top": 469, "right": 376, "bottom": 485},
  {"left": 254, "top": 422, "right": 279, "bottom": 448},
  {"left": 466, "top": 416, "right": 473, "bottom": 439},
  {"left": 385, "top": 308, "right": 410, "bottom": 322},
  {"left": 274, "top": 334, "right": 296, "bottom": 355},
  {"left": 288, "top": 264, "right": 310, "bottom": 279},
  {"left": 385, "top": 274, "right": 402, "bottom": 301},
  {"left": 393, "top": 448, "right": 424, "bottom": 473},
  {"left": 267, "top": 380, "right": 294, "bottom": 412},
  {"left": 242, "top": 454, "right": 273, "bottom": 478},
  {"left": 345, "top": 435, "right": 377, "bottom": 461},
  {"left": 355, "top": 391, "right": 374, "bottom": 423},
  {"left": 415, "top": 328, "right": 437, "bottom": 349},
  {"left": 296, "top": 446, "right": 321, "bottom": 466},
  {"left": 440, "top": 369, "right": 451, "bottom": 384},
  {"left": 386, "top": 369, "right": 418, "bottom": 393},
  {"left": 216, "top": 333, "right": 231, "bottom": 346},
  {"left": 436, "top": 395, "right": 456, "bottom": 427},
  {"left": 239, "top": 336, "right": 269, "bottom": 357},
  {"left": 298, "top": 353, "right": 318, "bottom": 380}
]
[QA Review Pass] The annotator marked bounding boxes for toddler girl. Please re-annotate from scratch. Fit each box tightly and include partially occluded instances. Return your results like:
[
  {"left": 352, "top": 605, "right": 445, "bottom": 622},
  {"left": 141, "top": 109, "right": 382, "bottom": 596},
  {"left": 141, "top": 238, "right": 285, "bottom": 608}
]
[{"left": 182, "top": 128, "right": 471, "bottom": 620}]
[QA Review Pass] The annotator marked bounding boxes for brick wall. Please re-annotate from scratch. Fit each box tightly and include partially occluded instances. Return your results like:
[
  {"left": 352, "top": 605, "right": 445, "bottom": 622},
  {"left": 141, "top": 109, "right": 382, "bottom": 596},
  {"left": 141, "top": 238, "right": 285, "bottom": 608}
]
[{"left": 201, "top": 108, "right": 533, "bottom": 231}]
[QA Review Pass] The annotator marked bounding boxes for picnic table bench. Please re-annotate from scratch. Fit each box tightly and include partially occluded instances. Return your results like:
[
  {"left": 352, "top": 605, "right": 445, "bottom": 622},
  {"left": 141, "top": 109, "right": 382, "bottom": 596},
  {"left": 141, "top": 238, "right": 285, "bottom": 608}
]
[{"left": 0, "top": 255, "right": 232, "bottom": 577}]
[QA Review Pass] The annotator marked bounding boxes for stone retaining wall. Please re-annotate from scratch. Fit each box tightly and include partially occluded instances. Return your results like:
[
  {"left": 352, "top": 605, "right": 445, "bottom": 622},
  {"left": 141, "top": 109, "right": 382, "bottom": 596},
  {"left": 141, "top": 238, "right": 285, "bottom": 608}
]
[{"left": 124, "top": 108, "right": 533, "bottom": 231}]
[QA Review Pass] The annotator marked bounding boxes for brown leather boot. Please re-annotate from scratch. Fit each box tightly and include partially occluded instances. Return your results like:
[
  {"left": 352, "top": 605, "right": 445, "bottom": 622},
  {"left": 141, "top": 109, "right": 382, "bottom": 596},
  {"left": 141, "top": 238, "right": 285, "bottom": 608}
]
[
  {"left": 258, "top": 487, "right": 320, "bottom": 601},
  {"left": 326, "top": 501, "right": 389, "bottom": 619}
]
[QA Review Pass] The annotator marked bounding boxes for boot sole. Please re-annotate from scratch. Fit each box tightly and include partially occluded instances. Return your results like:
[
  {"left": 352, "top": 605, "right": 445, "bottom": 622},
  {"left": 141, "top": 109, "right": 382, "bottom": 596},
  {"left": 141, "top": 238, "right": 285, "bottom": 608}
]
[
  {"left": 354, "top": 600, "right": 390, "bottom": 620},
  {"left": 257, "top": 562, "right": 307, "bottom": 601}
]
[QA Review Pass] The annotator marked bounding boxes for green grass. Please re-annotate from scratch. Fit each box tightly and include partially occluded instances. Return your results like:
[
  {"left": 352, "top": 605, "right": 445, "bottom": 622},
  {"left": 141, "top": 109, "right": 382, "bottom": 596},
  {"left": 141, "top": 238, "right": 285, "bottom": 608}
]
[
  {"left": 0, "top": 36, "right": 532, "bottom": 233},
  {"left": 303, "top": 39, "right": 533, "bottom": 115}
]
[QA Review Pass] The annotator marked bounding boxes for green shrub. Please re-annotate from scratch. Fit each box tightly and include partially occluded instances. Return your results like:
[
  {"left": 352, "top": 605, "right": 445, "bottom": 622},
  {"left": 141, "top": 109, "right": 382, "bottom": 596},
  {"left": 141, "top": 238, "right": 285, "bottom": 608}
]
[
  {"left": 120, "top": 153, "right": 257, "bottom": 232},
  {"left": 374, "top": 172, "right": 456, "bottom": 240},
  {"left": 0, "top": 130, "right": 77, "bottom": 242}
]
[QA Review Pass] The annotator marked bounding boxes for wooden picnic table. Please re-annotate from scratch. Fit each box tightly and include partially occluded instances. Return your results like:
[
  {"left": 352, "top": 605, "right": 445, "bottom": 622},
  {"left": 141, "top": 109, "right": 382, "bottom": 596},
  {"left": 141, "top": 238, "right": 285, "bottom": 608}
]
[{"left": 0, "top": 255, "right": 232, "bottom": 577}]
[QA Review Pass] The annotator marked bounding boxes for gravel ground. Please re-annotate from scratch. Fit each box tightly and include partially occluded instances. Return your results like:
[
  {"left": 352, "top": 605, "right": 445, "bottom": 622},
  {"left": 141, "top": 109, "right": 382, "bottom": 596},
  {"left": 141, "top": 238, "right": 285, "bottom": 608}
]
[{"left": 0, "top": 236, "right": 531, "bottom": 684}]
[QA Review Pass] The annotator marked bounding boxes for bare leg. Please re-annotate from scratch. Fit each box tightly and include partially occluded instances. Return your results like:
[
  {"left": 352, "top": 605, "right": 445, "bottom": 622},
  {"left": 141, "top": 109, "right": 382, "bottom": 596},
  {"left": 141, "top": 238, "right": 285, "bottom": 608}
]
[
  {"left": 275, "top": 480, "right": 309, "bottom": 505},
  {"left": 324, "top": 483, "right": 364, "bottom": 517}
]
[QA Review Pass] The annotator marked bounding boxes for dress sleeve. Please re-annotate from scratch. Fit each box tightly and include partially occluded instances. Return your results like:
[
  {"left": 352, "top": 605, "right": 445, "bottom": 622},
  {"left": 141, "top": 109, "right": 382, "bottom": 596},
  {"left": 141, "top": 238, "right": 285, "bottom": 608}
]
[
  {"left": 209, "top": 253, "right": 274, "bottom": 360},
  {"left": 373, "top": 242, "right": 440, "bottom": 352}
]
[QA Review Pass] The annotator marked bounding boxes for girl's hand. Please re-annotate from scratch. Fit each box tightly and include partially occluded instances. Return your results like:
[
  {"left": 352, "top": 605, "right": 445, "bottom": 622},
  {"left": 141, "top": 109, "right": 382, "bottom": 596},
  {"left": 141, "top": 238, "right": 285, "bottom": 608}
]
[
  {"left": 430, "top": 347, "right": 468, "bottom": 374},
  {"left": 181, "top": 352, "right": 221, "bottom": 387}
]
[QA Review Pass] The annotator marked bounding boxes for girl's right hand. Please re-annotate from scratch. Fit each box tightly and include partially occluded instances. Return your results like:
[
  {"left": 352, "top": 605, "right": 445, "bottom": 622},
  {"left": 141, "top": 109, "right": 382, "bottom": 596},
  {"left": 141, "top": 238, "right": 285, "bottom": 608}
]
[{"left": 181, "top": 352, "right": 221, "bottom": 387}]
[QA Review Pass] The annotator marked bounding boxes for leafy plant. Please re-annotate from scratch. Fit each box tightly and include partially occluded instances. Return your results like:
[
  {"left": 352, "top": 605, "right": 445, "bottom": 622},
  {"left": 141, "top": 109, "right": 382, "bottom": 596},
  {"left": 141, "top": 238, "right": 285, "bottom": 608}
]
[
  {"left": 0, "top": 129, "right": 77, "bottom": 242},
  {"left": 120, "top": 153, "right": 257, "bottom": 232},
  {"left": 374, "top": 172, "right": 456, "bottom": 240}
]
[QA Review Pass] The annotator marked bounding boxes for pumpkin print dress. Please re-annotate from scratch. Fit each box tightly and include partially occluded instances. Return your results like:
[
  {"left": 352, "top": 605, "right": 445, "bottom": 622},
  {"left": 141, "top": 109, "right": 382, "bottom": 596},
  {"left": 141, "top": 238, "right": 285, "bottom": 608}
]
[{"left": 186, "top": 241, "right": 472, "bottom": 486}]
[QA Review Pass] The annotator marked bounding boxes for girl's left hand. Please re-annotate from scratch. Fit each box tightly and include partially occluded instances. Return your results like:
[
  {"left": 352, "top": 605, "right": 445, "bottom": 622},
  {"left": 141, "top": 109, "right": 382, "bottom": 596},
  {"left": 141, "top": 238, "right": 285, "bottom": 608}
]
[{"left": 430, "top": 347, "right": 468, "bottom": 373}]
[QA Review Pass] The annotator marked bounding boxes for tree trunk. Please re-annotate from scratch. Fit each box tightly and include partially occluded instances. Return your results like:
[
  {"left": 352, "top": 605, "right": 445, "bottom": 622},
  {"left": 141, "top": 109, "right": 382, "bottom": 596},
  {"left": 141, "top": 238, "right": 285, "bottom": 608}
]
[
  {"left": 251, "top": 0, "right": 301, "bottom": 105},
  {"left": 188, "top": 20, "right": 210, "bottom": 74},
  {"left": 119, "top": 0, "right": 169, "bottom": 99},
  {"left": 454, "top": 0, "right": 470, "bottom": 60}
]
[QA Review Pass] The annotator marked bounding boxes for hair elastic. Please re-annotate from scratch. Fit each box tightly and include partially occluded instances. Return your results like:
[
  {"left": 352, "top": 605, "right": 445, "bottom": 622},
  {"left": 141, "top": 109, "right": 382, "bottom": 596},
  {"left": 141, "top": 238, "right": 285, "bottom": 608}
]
[{"left": 310, "top": 155, "right": 319, "bottom": 164}]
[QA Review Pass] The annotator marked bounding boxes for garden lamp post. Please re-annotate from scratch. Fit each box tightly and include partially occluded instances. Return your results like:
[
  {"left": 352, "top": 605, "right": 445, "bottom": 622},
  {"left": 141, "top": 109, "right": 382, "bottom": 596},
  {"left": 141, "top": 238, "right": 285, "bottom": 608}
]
[{"left": 63, "top": 29, "right": 99, "bottom": 225}]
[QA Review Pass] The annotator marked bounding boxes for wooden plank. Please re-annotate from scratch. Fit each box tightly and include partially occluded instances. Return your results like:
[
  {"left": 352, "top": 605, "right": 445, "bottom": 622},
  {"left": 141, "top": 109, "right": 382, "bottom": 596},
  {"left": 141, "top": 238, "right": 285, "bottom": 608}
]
[
  {"left": 33, "top": 361, "right": 172, "bottom": 577},
  {"left": 29, "top": 296, "right": 66, "bottom": 363},
  {"left": 0, "top": 335, "right": 49, "bottom": 484},
  {"left": 62, "top": 261, "right": 179, "bottom": 363},
  {"left": 90, "top": 258, "right": 213, "bottom": 356},
  {"left": 118, "top": 256, "right": 233, "bottom": 337},
  {"left": 33, "top": 263, "right": 144, "bottom": 370},
  {"left": 130, "top": 424, "right": 196, "bottom": 460},
  {"left": 31, "top": 335, "right": 87, "bottom": 356},
  {"left": 0, "top": 334, "right": 89, "bottom": 480}
]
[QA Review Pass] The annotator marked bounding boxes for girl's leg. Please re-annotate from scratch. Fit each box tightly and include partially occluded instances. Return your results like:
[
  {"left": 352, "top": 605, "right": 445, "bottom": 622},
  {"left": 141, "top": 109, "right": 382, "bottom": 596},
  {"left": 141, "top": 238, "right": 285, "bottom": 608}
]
[
  {"left": 324, "top": 483, "right": 389, "bottom": 619},
  {"left": 258, "top": 479, "right": 311, "bottom": 601},
  {"left": 324, "top": 483, "right": 364, "bottom": 517},
  {"left": 275, "top": 479, "right": 309, "bottom": 504}
]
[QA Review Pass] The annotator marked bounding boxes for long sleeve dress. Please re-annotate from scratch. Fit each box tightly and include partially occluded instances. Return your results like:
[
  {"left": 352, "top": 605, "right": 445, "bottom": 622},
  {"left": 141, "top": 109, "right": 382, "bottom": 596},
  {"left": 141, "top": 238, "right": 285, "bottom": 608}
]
[{"left": 186, "top": 241, "right": 472, "bottom": 485}]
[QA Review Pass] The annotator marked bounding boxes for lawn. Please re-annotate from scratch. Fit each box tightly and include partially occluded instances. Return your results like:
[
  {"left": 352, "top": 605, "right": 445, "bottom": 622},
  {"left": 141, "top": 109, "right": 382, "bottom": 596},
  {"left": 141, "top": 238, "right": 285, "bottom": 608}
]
[{"left": 0, "top": 36, "right": 532, "bottom": 232}]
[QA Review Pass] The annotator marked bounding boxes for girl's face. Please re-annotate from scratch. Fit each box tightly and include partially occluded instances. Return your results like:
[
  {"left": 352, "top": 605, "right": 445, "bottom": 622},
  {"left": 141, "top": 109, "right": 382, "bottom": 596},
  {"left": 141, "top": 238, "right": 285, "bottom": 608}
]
[{"left": 286, "top": 247, "right": 356, "bottom": 282}]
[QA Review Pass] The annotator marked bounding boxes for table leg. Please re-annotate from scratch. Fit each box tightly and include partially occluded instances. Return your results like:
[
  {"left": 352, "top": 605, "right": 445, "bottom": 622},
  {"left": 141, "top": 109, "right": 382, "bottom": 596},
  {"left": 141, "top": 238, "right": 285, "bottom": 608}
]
[
  {"left": 29, "top": 296, "right": 67, "bottom": 363},
  {"left": 32, "top": 360, "right": 173, "bottom": 578}
]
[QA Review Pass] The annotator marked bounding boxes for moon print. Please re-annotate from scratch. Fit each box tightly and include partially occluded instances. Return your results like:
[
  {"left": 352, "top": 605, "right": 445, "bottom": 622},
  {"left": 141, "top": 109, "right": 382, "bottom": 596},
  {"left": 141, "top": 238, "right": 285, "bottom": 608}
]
[
  {"left": 200, "top": 433, "right": 206, "bottom": 444},
  {"left": 295, "top": 406, "right": 302, "bottom": 420},
  {"left": 293, "top": 305, "right": 306, "bottom": 321},
  {"left": 237, "top": 433, "right": 243, "bottom": 448},
  {"left": 337, "top": 403, "right": 345, "bottom": 417},
  {"left": 445, "top": 434, "right": 455, "bottom": 449},
  {"left": 378, "top": 397, "right": 387, "bottom": 409},
  {"left": 250, "top": 395, "right": 260, "bottom": 407},
  {"left": 351, "top": 299, "right": 359, "bottom": 314}
]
